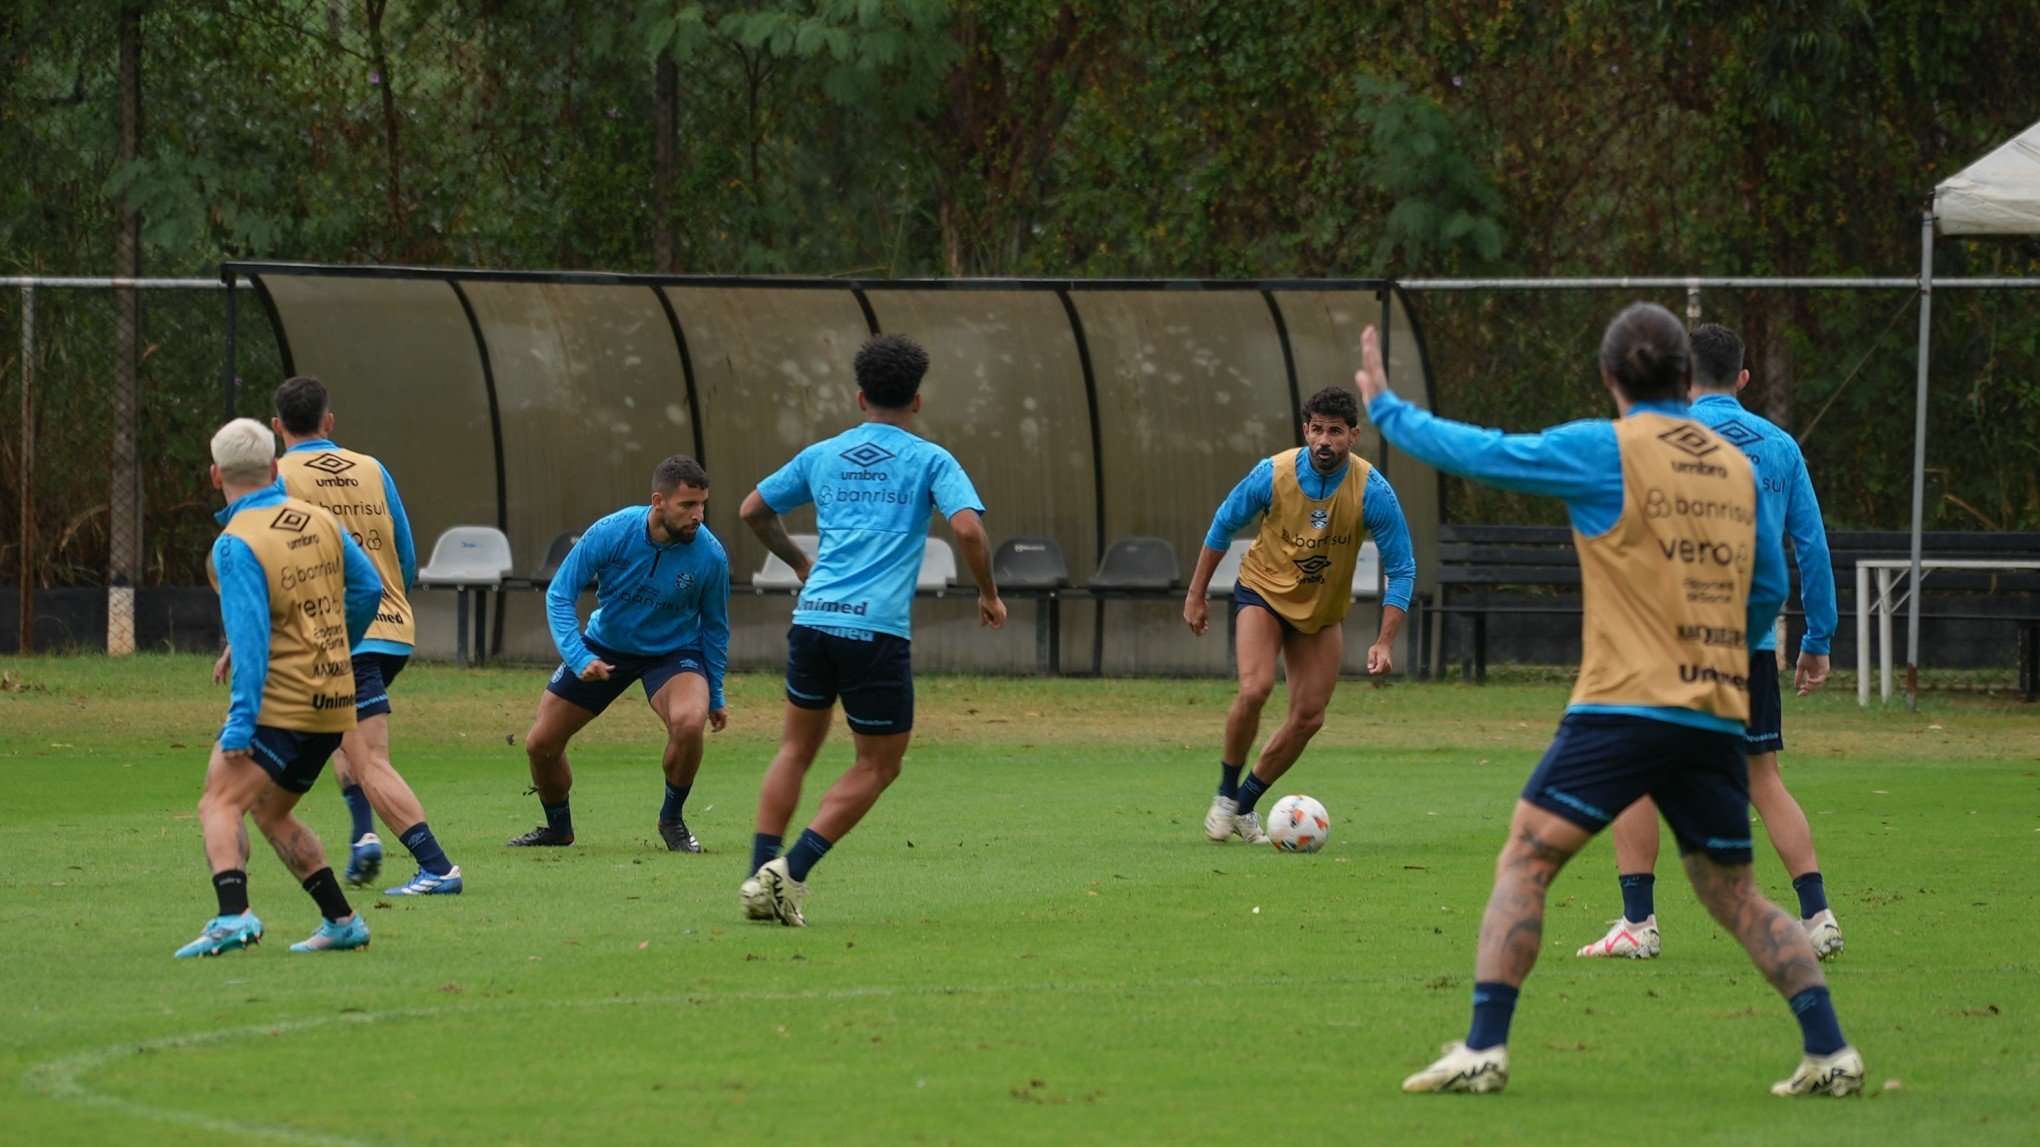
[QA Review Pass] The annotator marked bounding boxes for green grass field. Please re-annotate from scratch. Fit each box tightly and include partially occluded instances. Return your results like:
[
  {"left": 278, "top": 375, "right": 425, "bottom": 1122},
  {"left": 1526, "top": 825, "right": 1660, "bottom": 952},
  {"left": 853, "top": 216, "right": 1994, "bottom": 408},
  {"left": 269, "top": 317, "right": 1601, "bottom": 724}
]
[{"left": 3, "top": 654, "right": 2036, "bottom": 1145}]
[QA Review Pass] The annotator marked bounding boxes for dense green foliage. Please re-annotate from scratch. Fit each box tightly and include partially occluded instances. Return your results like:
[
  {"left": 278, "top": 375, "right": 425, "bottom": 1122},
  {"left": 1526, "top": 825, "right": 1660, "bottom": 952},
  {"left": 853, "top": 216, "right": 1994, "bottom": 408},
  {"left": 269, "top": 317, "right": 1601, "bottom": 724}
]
[
  {"left": 4, "top": 659, "right": 2038, "bottom": 1141},
  {"left": 4, "top": 2, "right": 2038, "bottom": 586}
]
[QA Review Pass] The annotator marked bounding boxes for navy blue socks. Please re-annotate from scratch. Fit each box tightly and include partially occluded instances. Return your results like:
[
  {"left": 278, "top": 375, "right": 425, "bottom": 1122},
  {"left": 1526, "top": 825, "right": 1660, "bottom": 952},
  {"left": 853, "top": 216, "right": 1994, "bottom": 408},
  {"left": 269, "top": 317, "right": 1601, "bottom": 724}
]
[
  {"left": 784, "top": 828, "right": 833, "bottom": 882},
  {"left": 398, "top": 822, "right": 454, "bottom": 876},
  {"left": 1235, "top": 772, "right": 1270, "bottom": 816},
  {"left": 751, "top": 833, "right": 783, "bottom": 876},
  {"left": 1792, "top": 872, "right": 1829, "bottom": 918},
  {"left": 342, "top": 783, "right": 374, "bottom": 840},
  {"left": 1217, "top": 761, "right": 1243, "bottom": 800},
  {"left": 1467, "top": 982, "right": 1519, "bottom": 1051},
  {"left": 542, "top": 799, "right": 573, "bottom": 838},
  {"left": 1619, "top": 872, "right": 1656, "bottom": 922},
  {"left": 1789, "top": 987, "right": 1847, "bottom": 1055},
  {"left": 660, "top": 782, "right": 691, "bottom": 822}
]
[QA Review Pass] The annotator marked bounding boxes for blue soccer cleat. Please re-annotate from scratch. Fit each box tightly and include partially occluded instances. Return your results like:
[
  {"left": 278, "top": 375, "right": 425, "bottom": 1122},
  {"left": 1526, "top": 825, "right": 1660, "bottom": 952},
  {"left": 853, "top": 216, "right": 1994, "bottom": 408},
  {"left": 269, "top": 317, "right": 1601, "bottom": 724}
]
[
  {"left": 345, "top": 832, "right": 384, "bottom": 887},
  {"left": 174, "top": 912, "right": 264, "bottom": 958},
  {"left": 290, "top": 914, "right": 371, "bottom": 953},
  {"left": 385, "top": 865, "right": 463, "bottom": 896}
]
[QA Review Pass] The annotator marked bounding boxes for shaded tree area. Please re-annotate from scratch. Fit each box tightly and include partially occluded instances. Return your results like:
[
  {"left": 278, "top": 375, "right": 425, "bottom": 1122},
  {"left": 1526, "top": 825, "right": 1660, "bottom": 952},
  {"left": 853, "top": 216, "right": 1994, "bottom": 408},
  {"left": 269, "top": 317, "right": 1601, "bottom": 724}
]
[{"left": 4, "top": 0, "right": 2038, "bottom": 588}]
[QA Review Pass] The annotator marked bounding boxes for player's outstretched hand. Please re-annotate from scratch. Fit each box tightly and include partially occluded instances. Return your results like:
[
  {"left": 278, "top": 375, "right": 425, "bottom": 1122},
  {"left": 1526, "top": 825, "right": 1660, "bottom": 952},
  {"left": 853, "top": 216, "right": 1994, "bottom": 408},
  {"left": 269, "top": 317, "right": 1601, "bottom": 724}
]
[
  {"left": 1367, "top": 640, "right": 1394, "bottom": 675},
  {"left": 580, "top": 659, "right": 615, "bottom": 682},
  {"left": 709, "top": 707, "right": 728, "bottom": 733},
  {"left": 979, "top": 593, "right": 1008, "bottom": 629},
  {"left": 1795, "top": 651, "right": 1831, "bottom": 697},
  {"left": 1354, "top": 325, "right": 1390, "bottom": 405},
  {"left": 212, "top": 646, "right": 233, "bottom": 684},
  {"left": 1184, "top": 594, "right": 1209, "bottom": 636}
]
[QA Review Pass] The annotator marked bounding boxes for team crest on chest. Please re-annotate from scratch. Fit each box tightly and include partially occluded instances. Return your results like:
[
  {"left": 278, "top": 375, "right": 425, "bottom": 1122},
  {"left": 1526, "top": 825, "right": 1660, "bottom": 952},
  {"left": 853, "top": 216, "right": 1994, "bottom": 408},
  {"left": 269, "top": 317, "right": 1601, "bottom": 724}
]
[{"left": 1309, "top": 508, "right": 1330, "bottom": 530}]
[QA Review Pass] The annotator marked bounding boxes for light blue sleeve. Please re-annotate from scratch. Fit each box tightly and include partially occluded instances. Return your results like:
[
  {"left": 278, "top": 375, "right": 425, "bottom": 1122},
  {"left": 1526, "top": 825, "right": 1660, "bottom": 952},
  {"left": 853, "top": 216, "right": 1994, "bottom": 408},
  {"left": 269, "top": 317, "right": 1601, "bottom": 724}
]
[
  {"left": 1368, "top": 392, "right": 1625, "bottom": 536},
  {"left": 1363, "top": 468, "right": 1417, "bottom": 612},
  {"left": 214, "top": 537, "right": 271, "bottom": 752},
  {"left": 1785, "top": 452, "right": 1837, "bottom": 656},
  {"left": 546, "top": 523, "right": 604, "bottom": 675},
  {"left": 1203, "top": 458, "right": 1276, "bottom": 551},
  {"left": 930, "top": 449, "right": 987, "bottom": 519},
  {"left": 380, "top": 462, "right": 417, "bottom": 589},
  {"left": 340, "top": 531, "right": 383, "bottom": 648},
  {"left": 701, "top": 552, "right": 731, "bottom": 712},
  {"left": 758, "top": 446, "right": 817, "bottom": 513}
]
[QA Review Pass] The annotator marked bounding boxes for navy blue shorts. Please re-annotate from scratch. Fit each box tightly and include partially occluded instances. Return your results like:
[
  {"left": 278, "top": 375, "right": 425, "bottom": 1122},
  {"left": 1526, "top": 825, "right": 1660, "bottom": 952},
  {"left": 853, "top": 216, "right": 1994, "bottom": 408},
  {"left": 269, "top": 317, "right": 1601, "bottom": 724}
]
[
  {"left": 1232, "top": 584, "right": 1301, "bottom": 636},
  {"left": 785, "top": 624, "right": 913, "bottom": 736},
  {"left": 546, "top": 639, "right": 706, "bottom": 717},
  {"left": 352, "top": 652, "right": 409, "bottom": 720},
  {"left": 1743, "top": 652, "right": 1784, "bottom": 755},
  {"left": 247, "top": 725, "right": 344, "bottom": 794},
  {"left": 1522, "top": 713, "right": 1753, "bottom": 864}
]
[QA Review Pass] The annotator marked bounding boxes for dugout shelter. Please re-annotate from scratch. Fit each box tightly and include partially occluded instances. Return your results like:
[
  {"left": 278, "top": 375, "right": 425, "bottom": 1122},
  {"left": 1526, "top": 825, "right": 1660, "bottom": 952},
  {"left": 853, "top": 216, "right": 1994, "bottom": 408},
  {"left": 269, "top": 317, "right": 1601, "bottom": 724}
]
[{"left": 221, "top": 263, "right": 1441, "bottom": 676}]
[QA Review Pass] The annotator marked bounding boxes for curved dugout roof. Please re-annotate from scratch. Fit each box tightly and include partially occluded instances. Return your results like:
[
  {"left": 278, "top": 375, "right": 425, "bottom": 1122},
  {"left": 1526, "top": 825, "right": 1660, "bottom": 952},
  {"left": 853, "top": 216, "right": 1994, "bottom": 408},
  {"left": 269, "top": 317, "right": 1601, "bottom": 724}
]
[{"left": 226, "top": 263, "right": 1441, "bottom": 608}]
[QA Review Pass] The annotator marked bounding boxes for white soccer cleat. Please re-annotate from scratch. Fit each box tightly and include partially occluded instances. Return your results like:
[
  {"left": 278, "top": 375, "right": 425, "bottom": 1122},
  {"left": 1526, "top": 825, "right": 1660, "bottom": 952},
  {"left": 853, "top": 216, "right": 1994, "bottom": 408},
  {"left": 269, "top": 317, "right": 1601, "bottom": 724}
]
[
  {"left": 1576, "top": 915, "right": 1661, "bottom": 959},
  {"left": 1802, "top": 909, "right": 1845, "bottom": 960},
  {"left": 1403, "top": 1041, "right": 1509, "bottom": 1094},
  {"left": 757, "top": 856, "right": 806, "bottom": 927},
  {"left": 1235, "top": 810, "right": 1270, "bottom": 845},
  {"left": 739, "top": 872, "right": 775, "bottom": 922},
  {"left": 1205, "top": 795, "right": 1240, "bottom": 842},
  {"left": 1770, "top": 1046, "right": 1865, "bottom": 1097}
]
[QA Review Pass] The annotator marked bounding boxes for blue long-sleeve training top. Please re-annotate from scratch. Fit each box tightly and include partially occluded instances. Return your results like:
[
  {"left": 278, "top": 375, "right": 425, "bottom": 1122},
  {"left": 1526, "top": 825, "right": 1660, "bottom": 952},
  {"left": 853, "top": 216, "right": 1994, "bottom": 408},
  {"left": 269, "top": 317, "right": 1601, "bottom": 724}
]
[
  {"left": 546, "top": 505, "right": 731, "bottom": 711},
  {"left": 213, "top": 481, "right": 382, "bottom": 751},
  {"left": 1368, "top": 391, "right": 1788, "bottom": 735},
  {"left": 284, "top": 437, "right": 417, "bottom": 657},
  {"left": 1688, "top": 394, "right": 1837, "bottom": 656},
  {"left": 1202, "top": 456, "right": 1418, "bottom": 612}
]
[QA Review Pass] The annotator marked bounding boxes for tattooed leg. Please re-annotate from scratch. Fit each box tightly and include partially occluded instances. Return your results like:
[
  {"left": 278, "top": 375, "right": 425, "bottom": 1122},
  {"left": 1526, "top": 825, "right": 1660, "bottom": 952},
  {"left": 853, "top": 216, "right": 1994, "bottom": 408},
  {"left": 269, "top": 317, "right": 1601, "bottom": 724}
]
[
  {"left": 1682, "top": 852, "right": 1827, "bottom": 999},
  {"left": 251, "top": 785, "right": 329, "bottom": 882},
  {"left": 199, "top": 744, "right": 274, "bottom": 876},
  {"left": 1474, "top": 801, "right": 1594, "bottom": 986}
]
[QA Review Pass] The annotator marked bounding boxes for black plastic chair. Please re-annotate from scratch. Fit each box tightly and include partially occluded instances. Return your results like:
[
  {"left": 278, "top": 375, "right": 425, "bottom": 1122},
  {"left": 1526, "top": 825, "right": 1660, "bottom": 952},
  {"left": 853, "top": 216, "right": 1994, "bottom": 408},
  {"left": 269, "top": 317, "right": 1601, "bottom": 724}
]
[
  {"left": 993, "top": 537, "right": 1070, "bottom": 590},
  {"left": 529, "top": 530, "right": 582, "bottom": 589},
  {"left": 1088, "top": 536, "right": 1180, "bottom": 591}
]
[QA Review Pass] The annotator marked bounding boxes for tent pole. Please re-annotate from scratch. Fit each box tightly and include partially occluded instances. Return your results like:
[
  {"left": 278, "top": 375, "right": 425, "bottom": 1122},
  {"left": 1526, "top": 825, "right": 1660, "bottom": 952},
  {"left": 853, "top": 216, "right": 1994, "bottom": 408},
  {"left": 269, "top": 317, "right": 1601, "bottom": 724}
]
[{"left": 1905, "top": 209, "right": 1934, "bottom": 711}]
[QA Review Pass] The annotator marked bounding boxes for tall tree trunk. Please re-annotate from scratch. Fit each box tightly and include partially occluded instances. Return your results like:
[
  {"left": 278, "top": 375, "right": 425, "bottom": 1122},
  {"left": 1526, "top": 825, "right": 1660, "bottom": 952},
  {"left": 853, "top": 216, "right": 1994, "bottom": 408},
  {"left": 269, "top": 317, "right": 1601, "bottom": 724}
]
[
  {"left": 1760, "top": 296, "right": 1793, "bottom": 427},
  {"left": 653, "top": 47, "right": 677, "bottom": 273},
  {"left": 109, "top": 2, "right": 143, "bottom": 655},
  {"left": 365, "top": 0, "right": 404, "bottom": 252}
]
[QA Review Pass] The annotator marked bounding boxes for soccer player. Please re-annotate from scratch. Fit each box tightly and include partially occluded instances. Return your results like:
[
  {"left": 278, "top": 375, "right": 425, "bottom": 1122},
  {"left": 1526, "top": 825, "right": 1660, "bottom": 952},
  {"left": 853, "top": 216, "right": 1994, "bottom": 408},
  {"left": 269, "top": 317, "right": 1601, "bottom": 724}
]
[
  {"left": 178, "top": 418, "right": 382, "bottom": 958},
  {"left": 268, "top": 375, "right": 462, "bottom": 896},
  {"left": 1183, "top": 385, "right": 1416, "bottom": 844},
  {"left": 1359, "top": 305, "right": 1862, "bottom": 1097},
  {"left": 738, "top": 334, "right": 1006, "bottom": 927},
  {"left": 1577, "top": 324, "right": 1843, "bottom": 962},
  {"left": 508, "top": 455, "right": 730, "bottom": 852}
]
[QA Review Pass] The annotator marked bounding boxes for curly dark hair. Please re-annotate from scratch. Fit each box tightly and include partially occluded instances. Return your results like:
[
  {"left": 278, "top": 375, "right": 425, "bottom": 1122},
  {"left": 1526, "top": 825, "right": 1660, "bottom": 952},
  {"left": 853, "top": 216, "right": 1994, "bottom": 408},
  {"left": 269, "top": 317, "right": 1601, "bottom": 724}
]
[
  {"left": 1598, "top": 303, "right": 1690, "bottom": 404},
  {"left": 1688, "top": 323, "right": 1746, "bottom": 392},
  {"left": 654, "top": 454, "right": 709, "bottom": 492},
  {"left": 273, "top": 375, "right": 330, "bottom": 436},
  {"left": 853, "top": 334, "right": 929, "bottom": 410},
  {"left": 1301, "top": 385, "right": 1360, "bottom": 428}
]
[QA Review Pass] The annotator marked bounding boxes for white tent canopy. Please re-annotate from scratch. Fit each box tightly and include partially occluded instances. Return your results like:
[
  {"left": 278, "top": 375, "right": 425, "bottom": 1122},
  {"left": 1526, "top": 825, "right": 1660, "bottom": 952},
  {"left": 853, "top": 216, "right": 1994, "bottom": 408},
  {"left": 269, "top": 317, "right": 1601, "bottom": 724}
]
[{"left": 1935, "top": 119, "right": 2040, "bottom": 235}]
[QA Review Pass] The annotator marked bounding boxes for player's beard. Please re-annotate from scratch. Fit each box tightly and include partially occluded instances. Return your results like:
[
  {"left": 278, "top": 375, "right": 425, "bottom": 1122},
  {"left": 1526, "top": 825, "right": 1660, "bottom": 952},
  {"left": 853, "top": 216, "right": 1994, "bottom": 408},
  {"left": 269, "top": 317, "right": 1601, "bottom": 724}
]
[{"left": 1309, "top": 445, "right": 1346, "bottom": 473}]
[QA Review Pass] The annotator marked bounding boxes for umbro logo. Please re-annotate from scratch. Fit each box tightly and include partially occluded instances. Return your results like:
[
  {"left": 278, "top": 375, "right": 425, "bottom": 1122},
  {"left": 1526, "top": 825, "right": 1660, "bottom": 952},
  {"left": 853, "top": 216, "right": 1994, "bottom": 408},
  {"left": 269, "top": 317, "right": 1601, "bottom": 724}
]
[
  {"left": 269, "top": 508, "right": 312, "bottom": 533},
  {"left": 302, "top": 453, "right": 356, "bottom": 475},
  {"left": 1657, "top": 424, "right": 1719, "bottom": 458},
  {"left": 839, "top": 443, "right": 897, "bottom": 468},
  {"left": 1294, "top": 555, "right": 1333, "bottom": 576},
  {"left": 1714, "top": 419, "right": 1763, "bottom": 449}
]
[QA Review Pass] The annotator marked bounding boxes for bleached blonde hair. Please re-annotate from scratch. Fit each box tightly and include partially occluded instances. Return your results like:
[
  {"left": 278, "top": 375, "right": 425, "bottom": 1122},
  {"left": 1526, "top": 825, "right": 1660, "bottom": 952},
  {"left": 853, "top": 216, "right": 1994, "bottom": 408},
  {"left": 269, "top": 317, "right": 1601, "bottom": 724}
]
[{"left": 211, "top": 418, "right": 277, "bottom": 483}]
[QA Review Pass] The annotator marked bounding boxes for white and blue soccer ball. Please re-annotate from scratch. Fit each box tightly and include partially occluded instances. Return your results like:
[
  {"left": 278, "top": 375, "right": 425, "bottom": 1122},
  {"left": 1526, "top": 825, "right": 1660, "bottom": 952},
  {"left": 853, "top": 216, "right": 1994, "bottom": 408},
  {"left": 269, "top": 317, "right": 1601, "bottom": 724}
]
[{"left": 1266, "top": 794, "right": 1330, "bottom": 853}]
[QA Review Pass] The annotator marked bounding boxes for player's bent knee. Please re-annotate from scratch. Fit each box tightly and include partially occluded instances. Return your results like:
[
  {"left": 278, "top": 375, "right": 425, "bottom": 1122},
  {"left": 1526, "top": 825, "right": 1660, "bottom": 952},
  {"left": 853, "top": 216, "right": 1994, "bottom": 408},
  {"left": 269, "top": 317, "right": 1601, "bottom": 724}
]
[{"left": 669, "top": 710, "right": 708, "bottom": 743}]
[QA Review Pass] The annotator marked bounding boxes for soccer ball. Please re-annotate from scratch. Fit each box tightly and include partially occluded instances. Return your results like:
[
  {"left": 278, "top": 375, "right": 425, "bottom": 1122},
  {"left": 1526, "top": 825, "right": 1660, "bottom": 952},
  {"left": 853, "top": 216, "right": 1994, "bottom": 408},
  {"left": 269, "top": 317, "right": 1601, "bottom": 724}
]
[{"left": 1266, "top": 794, "right": 1330, "bottom": 853}]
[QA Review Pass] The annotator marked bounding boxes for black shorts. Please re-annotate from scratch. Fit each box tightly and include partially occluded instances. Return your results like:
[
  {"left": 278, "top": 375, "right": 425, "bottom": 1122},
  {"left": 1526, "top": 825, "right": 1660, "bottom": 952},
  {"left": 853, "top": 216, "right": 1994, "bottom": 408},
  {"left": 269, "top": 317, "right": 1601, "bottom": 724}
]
[
  {"left": 785, "top": 624, "right": 913, "bottom": 736},
  {"left": 247, "top": 725, "right": 344, "bottom": 794},
  {"left": 1743, "top": 652, "right": 1784, "bottom": 755},
  {"left": 546, "top": 638, "right": 706, "bottom": 717},
  {"left": 1522, "top": 713, "right": 1753, "bottom": 864},
  {"left": 353, "top": 652, "right": 410, "bottom": 720},
  {"left": 1232, "top": 584, "right": 1302, "bottom": 636}
]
